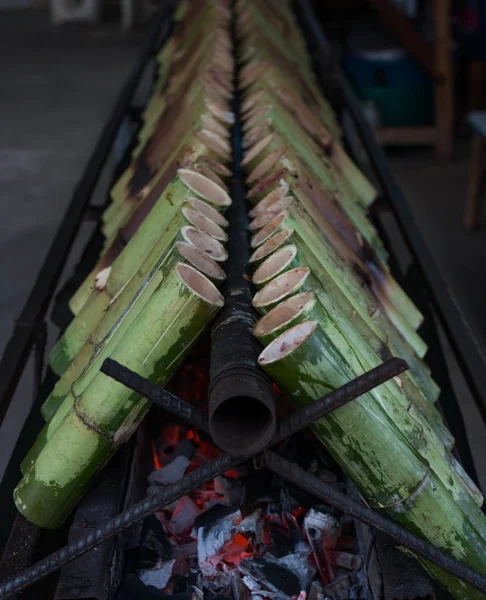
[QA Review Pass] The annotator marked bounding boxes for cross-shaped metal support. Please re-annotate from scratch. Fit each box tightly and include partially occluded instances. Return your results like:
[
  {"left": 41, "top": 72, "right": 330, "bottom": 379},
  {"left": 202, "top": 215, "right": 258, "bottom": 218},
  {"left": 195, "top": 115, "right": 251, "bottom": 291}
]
[{"left": 1, "top": 356, "right": 486, "bottom": 598}]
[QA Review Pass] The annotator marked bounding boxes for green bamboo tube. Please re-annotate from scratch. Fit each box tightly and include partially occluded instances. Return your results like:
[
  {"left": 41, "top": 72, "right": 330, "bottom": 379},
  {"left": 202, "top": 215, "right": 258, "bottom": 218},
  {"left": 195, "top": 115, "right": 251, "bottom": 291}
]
[
  {"left": 68, "top": 166, "right": 231, "bottom": 319},
  {"left": 250, "top": 199, "right": 427, "bottom": 360},
  {"left": 252, "top": 288, "right": 459, "bottom": 479},
  {"left": 239, "top": 83, "right": 376, "bottom": 215},
  {"left": 38, "top": 240, "right": 226, "bottom": 430},
  {"left": 255, "top": 299, "right": 481, "bottom": 510},
  {"left": 50, "top": 216, "right": 229, "bottom": 378},
  {"left": 15, "top": 263, "right": 224, "bottom": 529},
  {"left": 240, "top": 111, "right": 384, "bottom": 261},
  {"left": 102, "top": 121, "right": 232, "bottom": 241},
  {"left": 257, "top": 322, "right": 486, "bottom": 599},
  {"left": 252, "top": 241, "right": 439, "bottom": 414},
  {"left": 249, "top": 228, "right": 294, "bottom": 267},
  {"left": 252, "top": 245, "right": 299, "bottom": 289},
  {"left": 367, "top": 260, "right": 424, "bottom": 331},
  {"left": 250, "top": 204, "right": 428, "bottom": 363}
]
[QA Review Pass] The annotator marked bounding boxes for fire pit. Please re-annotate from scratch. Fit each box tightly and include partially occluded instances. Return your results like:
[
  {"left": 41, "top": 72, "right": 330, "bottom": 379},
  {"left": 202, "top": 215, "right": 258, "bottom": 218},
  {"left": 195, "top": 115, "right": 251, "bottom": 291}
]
[{"left": 0, "top": 0, "right": 486, "bottom": 599}]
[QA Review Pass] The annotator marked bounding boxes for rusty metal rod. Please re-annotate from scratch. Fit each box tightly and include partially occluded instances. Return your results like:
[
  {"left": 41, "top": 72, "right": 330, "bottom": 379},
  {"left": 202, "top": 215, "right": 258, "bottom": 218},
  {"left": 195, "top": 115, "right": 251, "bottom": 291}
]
[{"left": 264, "top": 450, "right": 486, "bottom": 594}]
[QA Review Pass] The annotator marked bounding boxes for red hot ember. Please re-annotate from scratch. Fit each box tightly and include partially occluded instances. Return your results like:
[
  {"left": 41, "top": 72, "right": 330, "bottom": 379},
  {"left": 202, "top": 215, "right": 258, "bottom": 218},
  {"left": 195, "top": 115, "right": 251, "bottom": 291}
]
[{"left": 137, "top": 421, "right": 365, "bottom": 599}]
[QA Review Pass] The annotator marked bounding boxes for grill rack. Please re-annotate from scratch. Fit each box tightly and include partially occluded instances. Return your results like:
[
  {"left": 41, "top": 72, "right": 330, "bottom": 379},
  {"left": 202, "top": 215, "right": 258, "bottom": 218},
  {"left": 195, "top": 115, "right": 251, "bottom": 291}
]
[{"left": 0, "top": 0, "right": 485, "bottom": 598}]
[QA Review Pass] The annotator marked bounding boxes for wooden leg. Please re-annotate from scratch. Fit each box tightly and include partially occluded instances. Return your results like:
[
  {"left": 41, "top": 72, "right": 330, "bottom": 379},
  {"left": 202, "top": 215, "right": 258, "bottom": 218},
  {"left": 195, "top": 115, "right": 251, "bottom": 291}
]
[
  {"left": 465, "top": 135, "right": 484, "bottom": 229},
  {"left": 433, "top": 0, "right": 454, "bottom": 159}
]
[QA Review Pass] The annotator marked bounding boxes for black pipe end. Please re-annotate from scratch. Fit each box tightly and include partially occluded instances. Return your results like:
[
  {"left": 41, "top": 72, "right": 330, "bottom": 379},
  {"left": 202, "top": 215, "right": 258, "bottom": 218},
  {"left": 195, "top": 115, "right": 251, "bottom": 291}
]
[{"left": 209, "top": 366, "right": 276, "bottom": 456}]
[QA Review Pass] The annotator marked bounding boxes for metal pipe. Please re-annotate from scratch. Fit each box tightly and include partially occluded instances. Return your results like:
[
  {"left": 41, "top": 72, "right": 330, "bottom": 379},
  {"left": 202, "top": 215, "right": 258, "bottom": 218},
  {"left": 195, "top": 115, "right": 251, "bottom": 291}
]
[{"left": 208, "top": 11, "right": 276, "bottom": 456}]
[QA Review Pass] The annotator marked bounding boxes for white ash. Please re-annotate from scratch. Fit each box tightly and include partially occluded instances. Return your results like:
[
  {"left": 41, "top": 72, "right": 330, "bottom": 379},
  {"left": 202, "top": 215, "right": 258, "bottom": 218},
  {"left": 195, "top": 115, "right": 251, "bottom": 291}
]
[
  {"left": 237, "top": 509, "right": 265, "bottom": 553},
  {"left": 304, "top": 509, "right": 342, "bottom": 549},
  {"left": 139, "top": 558, "right": 175, "bottom": 589},
  {"left": 197, "top": 509, "right": 242, "bottom": 576},
  {"left": 148, "top": 455, "right": 191, "bottom": 487},
  {"left": 277, "top": 554, "right": 314, "bottom": 591},
  {"left": 214, "top": 475, "right": 244, "bottom": 505},
  {"left": 168, "top": 496, "right": 202, "bottom": 537}
]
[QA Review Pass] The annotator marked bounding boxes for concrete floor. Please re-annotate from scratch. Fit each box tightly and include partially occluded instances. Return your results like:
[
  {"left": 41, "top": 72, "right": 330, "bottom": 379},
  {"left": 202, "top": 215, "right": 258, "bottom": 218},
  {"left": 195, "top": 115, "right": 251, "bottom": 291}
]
[
  {"left": 0, "top": 10, "right": 143, "bottom": 476},
  {"left": 0, "top": 11, "right": 485, "bottom": 493}
]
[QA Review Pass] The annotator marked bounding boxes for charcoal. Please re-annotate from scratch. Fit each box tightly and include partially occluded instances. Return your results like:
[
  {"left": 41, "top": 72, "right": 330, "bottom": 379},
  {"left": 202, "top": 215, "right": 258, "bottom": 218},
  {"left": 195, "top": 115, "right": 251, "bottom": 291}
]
[
  {"left": 197, "top": 509, "right": 242, "bottom": 576},
  {"left": 230, "top": 572, "right": 252, "bottom": 600},
  {"left": 214, "top": 476, "right": 244, "bottom": 506},
  {"left": 139, "top": 559, "right": 175, "bottom": 589},
  {"left": 173, "top": 438, "right": 197, "bottom": 460},
  {"left": 117, "top": 574, "right": 193, "bottom": 600},
  {"left": 277, "top": 554, "right": 314, "bottom": 591},
  {"left": 194, "top": 504, "right": 240, "bottom": 531},
  {"left": 237, "top": 509, "right": 265, "bottom": 554},
  {"left": 140, "top": 515, "right": 172, "bottom": 569},
  {"left": 328, "top": 550, "right": 363, "bottom": 571},
  {"left": 239, "top": 557, "right": 302, "bottom": 599},
  {"left": 304, "top": 509, "right": 342, "bottom": 550},
  {"left": 322, "top": 574, "right": 353, "bottom": 600},
  {"left": 168, "top": 496, "right": 202, "bottom": 537},
  {"left": 149, "top": 455, "right": 191, "bottom": 487}
]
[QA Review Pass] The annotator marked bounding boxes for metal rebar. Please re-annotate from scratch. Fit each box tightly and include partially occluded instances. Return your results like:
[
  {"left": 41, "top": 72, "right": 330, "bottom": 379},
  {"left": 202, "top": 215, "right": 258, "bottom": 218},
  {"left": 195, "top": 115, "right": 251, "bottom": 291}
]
[
  {"left": 0, "top": 452, "right": 241, "bottom": 600},
  {"left": 264, "top": 450, "right": 486, "bottom": 594},
  {"left": 101, "top": 357, "right": 209, "bottom": 431},
  {"left": 274, "top": 358, "right": 408, "bottom": 443}
]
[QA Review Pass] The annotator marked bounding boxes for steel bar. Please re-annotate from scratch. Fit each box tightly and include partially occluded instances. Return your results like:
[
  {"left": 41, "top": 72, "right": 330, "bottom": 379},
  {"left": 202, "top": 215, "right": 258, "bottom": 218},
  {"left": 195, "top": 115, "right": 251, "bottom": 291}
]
[
  {"left": 0, "top": 5, "right": 174, "bottom": 426},
  {"left": 101, "top": 357, "right": 209, "bottom": 432},
  {"left": 264, "top": 450, "right": 486, "bottom": 594},
  {"left": 274, "top": 358, "right": 408, "bottom": 443},
  {"left": 208, "top": 12, "right": 276, "bottom": 456},
  {"left": 0, "top": 453, "right": 241, "bottom": 600},
  {"left": 296, "top": 0, "right": 486, "bottom": 423},
  {"left": 101, "top": 357, "right": 407, "bottom": 444}
]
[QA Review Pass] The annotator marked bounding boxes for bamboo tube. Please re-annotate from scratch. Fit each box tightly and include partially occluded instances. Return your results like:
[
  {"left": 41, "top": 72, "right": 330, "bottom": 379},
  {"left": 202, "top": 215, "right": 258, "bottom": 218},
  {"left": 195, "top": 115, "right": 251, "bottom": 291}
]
[
  {"left": 258, "top": 322, "right": 486, "bottom": 599},
  {"left": 38, "top": 240, "right": 226, "bottom": 429},
  {"left": 50, "top": 206, "right": 229, "bottom": 379},
  {"left": 250, "top": 202, "right": 428, "bottom": 362},
  {"left": 252, "top": 290, "right": 453, "bottom": 464},
  {"left": 254, "top": 297, "right": 480, "bottom": 508},
  {"left": 15, "top": 263, "right": 224, "bottom": 529},
  {"left": 64, "top": 167, "right": 231, "bottom": 340}
]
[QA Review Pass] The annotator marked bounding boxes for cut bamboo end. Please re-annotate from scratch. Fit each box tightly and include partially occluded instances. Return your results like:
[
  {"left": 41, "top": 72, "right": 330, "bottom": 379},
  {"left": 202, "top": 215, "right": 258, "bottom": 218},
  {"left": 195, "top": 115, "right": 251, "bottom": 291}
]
[
  {"left": 200, "top": 113, "right": 231, "bottom": 140},
  {"left": 243, "top": 119, "right": 272, "bottom": 148},
  {"left": 253, "top": 267, "right": 310, "bottom": 311},
  {"left": 182, "top": 226, "right": 228, "bottom": 262},
  {"left": 259, "top": 320, "right": 317, "bottom": 366},
  {"left": 253, "top": 245, "right": 298, "bottom": 287},
  {"left": 178, "top": 168, "right": 232, "bottom": 207},
  {"left": 194, "top": 130, "right": 232, "bottom": 161},
  {"left": 205, "top": 97, "right": 235, "bottom": 124},
  {"left": 196, "top": 155, "right": 232, "bottom": 177},
  {"left": 241, "top": 133, "right": 275, "bottom": 166},
  {"left": 187, "top": 197, "right": 229, "bottom": 228},
  {"left": 241, "top": 88, "right": 265, "bottom": 114},
  {"left": 247, "top": 168, "right": 288, "bottom": 200},
  {"left": 193, "top": 163, "right": 229, "bottom": 192},
  {"left": 247, "top": 147, "right": 287, "bottom": 184},
  {"left": 243, "top": 105, "right": 271, "bottom": 131},
  {"left": 249, "top": 196, "right": 293, "bottom": 231},
  {"left": 181, "top": 207, "right": 228, "bottom": 242},
  {"left": 251, "top": 211, "right": 287, "bottom": 248},
  {"left": 254, "top": 292, "right": 316, "bottom": 340},
  {"left": 248, "top": 185, "right": 288, "bottom": 218},
  {"left": 250, "top": 229, "right": 294, "bottom": 265},
  {"left": 175, "top": 262, "right": 224, "bottom": 308},
  {"left": 94, "top": 266, "right": 111, "bottom": 292},
  {"left": 175, "top": 242, "right": 226, "bottom": 284}
]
